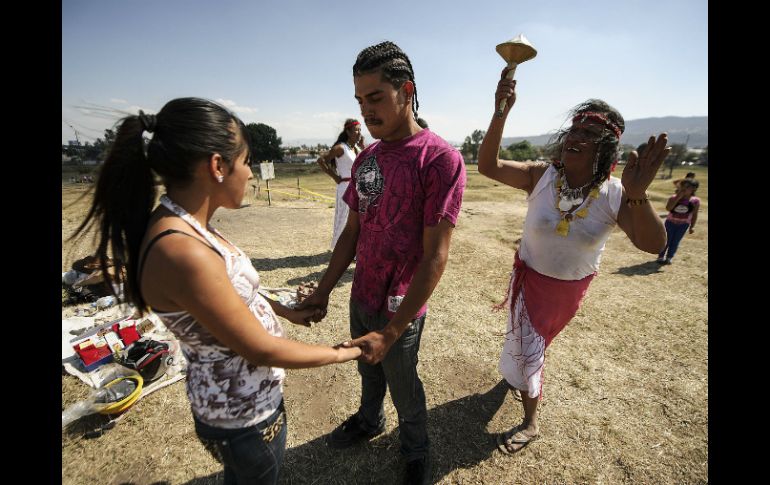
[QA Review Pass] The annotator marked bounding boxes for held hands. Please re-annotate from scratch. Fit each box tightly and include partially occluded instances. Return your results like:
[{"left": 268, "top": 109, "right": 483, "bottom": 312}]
[
  {"left": 342, "top": 330, "right": 396, "bottom": 365},
  {"left": 623, "top": 134, "right": 672, "bottom": 199},
  {"left": 495, "top": 68, "right": 517, "bottom": 118},
  {"left": 333, "top": 341, "right": 363, "bottom": 362},
  {"left": 294, "top": 289, "right": 329, "bottom": 324},
  {"left": 282, "top": 306, "right": 325, "bottom": 327}
]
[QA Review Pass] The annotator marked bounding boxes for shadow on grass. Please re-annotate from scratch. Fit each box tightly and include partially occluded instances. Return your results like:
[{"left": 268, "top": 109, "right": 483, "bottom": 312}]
[
  {"left": 63, "top": 412, "right": 122, "bottom": 440},
  {"left": 250, "top": 253, "right": 355, "bottom": 288},
  {"left": 116, "top": 482, "right": 172, "bottom": 485},
  {"left": 285, "top": 267, "right": 355, "bottom": 287},
  {"left": 183, "top": 379, "right": 509, "bottom": 485},
  {"left": 250, "top": 252, "right": 331, "bottom": 272},
  {"left": 612, "top": 260, "right": 664, "bottom": 276}
]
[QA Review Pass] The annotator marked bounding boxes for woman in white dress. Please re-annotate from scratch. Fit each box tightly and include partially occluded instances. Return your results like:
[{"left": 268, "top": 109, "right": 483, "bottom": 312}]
[{"left": 316, "top": 119, "right": 365, "bottom": 249}]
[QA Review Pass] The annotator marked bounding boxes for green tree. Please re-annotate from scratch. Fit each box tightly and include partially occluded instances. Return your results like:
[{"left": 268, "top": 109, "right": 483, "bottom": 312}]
[
  {"left": 471, "top": 130, "right": 485, "bottom": 161},
  {"left": 664, "top": 143, "right": 687, "bottom": 179},
  {"left": 619, "top": 144, "right": 636, "bottom": 162},
  {"left": 461, "top": 136, "right": 473, "bottom": 158},
  {"left": 81, "top": 141, "right": 103, "bottom": 160},
  {"left": 506, "top": 140, "right": 538, "bottom": 161},
  {"left": 99, "top": 128, "right": 116, "bottom": 160},
  {"left": 246, "top": 123, "right": 283, "bottom": 162},
  {"left": 461, "top": 130, "right": 486, "bottom": 162}
]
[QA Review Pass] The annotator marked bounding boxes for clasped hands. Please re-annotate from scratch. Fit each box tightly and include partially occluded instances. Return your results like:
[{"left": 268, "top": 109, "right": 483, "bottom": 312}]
[{"left": 295, "top": 290, "right": 395, "bottom": 365}]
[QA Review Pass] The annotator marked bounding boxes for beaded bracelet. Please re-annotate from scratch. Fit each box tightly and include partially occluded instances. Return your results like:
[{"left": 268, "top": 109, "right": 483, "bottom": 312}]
[{"left": 626, "top": 195, "right": 649, "bottom": 206}]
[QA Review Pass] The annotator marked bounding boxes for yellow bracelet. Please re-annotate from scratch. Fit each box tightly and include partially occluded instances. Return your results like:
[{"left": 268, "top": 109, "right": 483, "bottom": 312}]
[{"left": 626, "top": 195, "right": 649, "bottom": 206}]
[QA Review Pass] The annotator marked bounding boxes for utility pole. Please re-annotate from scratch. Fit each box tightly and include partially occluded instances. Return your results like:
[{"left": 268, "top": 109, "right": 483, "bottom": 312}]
[
  {"left": 66, "top": 123, "right": 81, "bottom": 146},
  {"left": 64, "top": 123, "right": 84, "bottom": 164}
]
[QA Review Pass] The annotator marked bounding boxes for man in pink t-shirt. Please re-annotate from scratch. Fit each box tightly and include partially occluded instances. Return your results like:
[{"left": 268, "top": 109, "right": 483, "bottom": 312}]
[{"left": 298, "top": 41, "right": 466, "bottom": 484}]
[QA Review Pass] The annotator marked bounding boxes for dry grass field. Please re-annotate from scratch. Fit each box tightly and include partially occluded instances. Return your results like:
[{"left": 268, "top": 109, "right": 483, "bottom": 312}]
[{"left": 61, "top": 164, "right": 707, "bottom": 484}]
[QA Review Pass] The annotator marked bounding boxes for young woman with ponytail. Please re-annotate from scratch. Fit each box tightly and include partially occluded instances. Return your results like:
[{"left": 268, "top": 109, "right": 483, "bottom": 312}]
[{"left": 74, "top": 97, "right": 361, "bottom": 484}]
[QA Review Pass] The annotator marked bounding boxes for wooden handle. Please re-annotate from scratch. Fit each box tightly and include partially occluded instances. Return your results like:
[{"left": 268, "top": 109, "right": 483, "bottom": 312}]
[{"left": 496, "top": 64, "right": 518, "bottom": 117}]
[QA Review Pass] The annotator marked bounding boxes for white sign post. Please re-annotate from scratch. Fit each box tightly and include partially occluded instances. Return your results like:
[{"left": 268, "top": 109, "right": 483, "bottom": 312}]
[{"left": 260, "top": 162, "right": 275, "bottom": 205}]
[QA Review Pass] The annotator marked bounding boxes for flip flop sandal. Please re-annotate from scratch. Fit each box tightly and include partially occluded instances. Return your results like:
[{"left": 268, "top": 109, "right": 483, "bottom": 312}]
[{"left": 496, "top": 426, "right": 539, "bottom": 455}]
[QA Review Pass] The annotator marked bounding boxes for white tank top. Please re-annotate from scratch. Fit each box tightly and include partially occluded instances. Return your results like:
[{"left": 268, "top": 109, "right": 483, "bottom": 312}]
[
  {"left": 335, "top": 143, "right": 357, "bottom": 179},
  {"left": 518, "top": 164, "right": 622, "bottom": 280},
  {"left": 153, "top": 195, "right": 285, "bottom": 428}
]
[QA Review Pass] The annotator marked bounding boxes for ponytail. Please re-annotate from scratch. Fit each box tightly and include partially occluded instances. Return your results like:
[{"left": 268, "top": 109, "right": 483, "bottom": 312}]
[{"left": 73, "top": 115, "right": 156, "bottom": 312}]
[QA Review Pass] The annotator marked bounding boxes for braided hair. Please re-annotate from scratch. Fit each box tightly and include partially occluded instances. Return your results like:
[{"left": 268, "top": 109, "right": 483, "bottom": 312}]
[
  {"left": 353, "top": 41, "right": 419, "bottom": 121},
  {"left": 544, "top": 99, "right": 625, "bottom": 188}
]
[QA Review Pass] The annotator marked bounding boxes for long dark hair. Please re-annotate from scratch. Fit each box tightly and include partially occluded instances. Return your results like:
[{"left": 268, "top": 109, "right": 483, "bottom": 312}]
[
  {"left": 544, "top": 99, "right": 625, "bottom": 188},
  {"left": 352, "top": 41, "right": 419, "bottom": 121},
  {"left": 334, "top": 118, "right": 360, "bottom": 146},
  {"left": 71, "top": 97, "right": 250, "bottom": 313}
]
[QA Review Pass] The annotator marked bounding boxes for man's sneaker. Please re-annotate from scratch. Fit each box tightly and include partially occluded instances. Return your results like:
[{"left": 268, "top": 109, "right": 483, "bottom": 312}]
[
  {"left": 403, "top": 455, "right": 431, "bottom": 485},
  {"left": 664, "top": 258, "right": 673, "bottom": 265},
  {"left": 325, "top": 413, "right": 385, "bottom": 449},
  {"left": 656, "top": 257, "right": 666, "bottom": 264}
]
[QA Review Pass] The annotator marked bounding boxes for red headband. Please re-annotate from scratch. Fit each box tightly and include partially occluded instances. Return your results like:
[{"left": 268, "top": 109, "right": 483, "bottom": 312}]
[
  {"left": 572, "top": 112, "right": 622, "bottom": 140},
  {"left": 345, "top": 120, "right": 360, "bottom": 129}
]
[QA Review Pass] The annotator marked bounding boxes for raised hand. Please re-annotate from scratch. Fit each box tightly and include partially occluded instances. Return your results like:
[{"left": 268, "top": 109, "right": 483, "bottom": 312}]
[
  {"left": 623, "top": 133, "right": 671, "bottom": 199},
  {"left": 495, "top": 68, "right": 517, "bottom": 118}
]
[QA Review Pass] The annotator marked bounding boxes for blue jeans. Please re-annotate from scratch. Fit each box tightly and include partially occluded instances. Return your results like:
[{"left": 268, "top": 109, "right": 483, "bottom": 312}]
[
  {"left": 350, "top": 299, "right": 429, "bottom": 461},
  {"left": 660, "top": 219, "right": 690, "bottom": 260},
  {"left": 194, "top": 401, "right": 287, "bottom": 485}
]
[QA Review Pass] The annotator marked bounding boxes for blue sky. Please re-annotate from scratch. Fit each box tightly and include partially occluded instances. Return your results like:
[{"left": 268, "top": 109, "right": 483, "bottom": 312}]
[{"left": 62, "top": 0, "right": 707, "bottom": 145}]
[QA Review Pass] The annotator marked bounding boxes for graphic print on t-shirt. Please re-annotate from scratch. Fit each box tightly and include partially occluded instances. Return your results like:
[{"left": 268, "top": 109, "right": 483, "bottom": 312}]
[
  {"left": 673, "top": 201, "right": 693, "bottom": 214},
  {"left": 355, "top": 154, "right": 384, "bottom": 214}
]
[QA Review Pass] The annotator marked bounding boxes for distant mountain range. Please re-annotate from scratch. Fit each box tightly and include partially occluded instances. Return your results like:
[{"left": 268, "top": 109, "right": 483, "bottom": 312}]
[
  {"left": 284, "top": 116, "right": 707, "bottom": 149},
  {"left": 499, "top": 116, "right": 708, "bottom": 148}
]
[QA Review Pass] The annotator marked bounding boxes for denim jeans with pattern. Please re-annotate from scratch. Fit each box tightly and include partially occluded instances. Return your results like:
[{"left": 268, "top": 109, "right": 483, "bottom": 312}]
[{"left": 194, "top": 400, "right": 287, "bottom": 485}]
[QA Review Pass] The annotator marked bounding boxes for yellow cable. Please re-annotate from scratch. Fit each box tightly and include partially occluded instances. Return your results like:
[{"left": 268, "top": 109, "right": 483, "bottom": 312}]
[
  {"left": 98, "top": 375, "right": 144, "bottom": 415},
  {"left": 264, "top": 188, "right": 334, "bottom": 202},
  {"left": 264, "top": 180, "right": 335, "bottom": 198},
  {"left": 300, "top": 188, "right": 336, "bottom": 200}
]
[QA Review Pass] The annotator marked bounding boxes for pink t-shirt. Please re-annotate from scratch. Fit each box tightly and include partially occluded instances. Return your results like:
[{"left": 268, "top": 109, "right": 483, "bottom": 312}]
[
  {"left": 667, "top": 195, "right": 700, "bottom": 224},
  {"left": 343, "top": 128, "right": 466, "bottom": 318}
]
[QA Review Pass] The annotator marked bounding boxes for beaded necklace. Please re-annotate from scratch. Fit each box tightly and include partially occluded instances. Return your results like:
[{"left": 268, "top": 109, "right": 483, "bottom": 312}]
[{"left": 554, "top": 166, "right": 600, "bottom": 237}]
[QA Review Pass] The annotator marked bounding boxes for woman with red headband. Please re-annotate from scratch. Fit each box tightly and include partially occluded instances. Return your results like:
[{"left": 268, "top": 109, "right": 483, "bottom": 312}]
[
  {"left": 477, "top": 68, "right": 669, "bottom": 455},
  {"left": 317, "top": 119, "right": 366, "bottom": 249}
]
